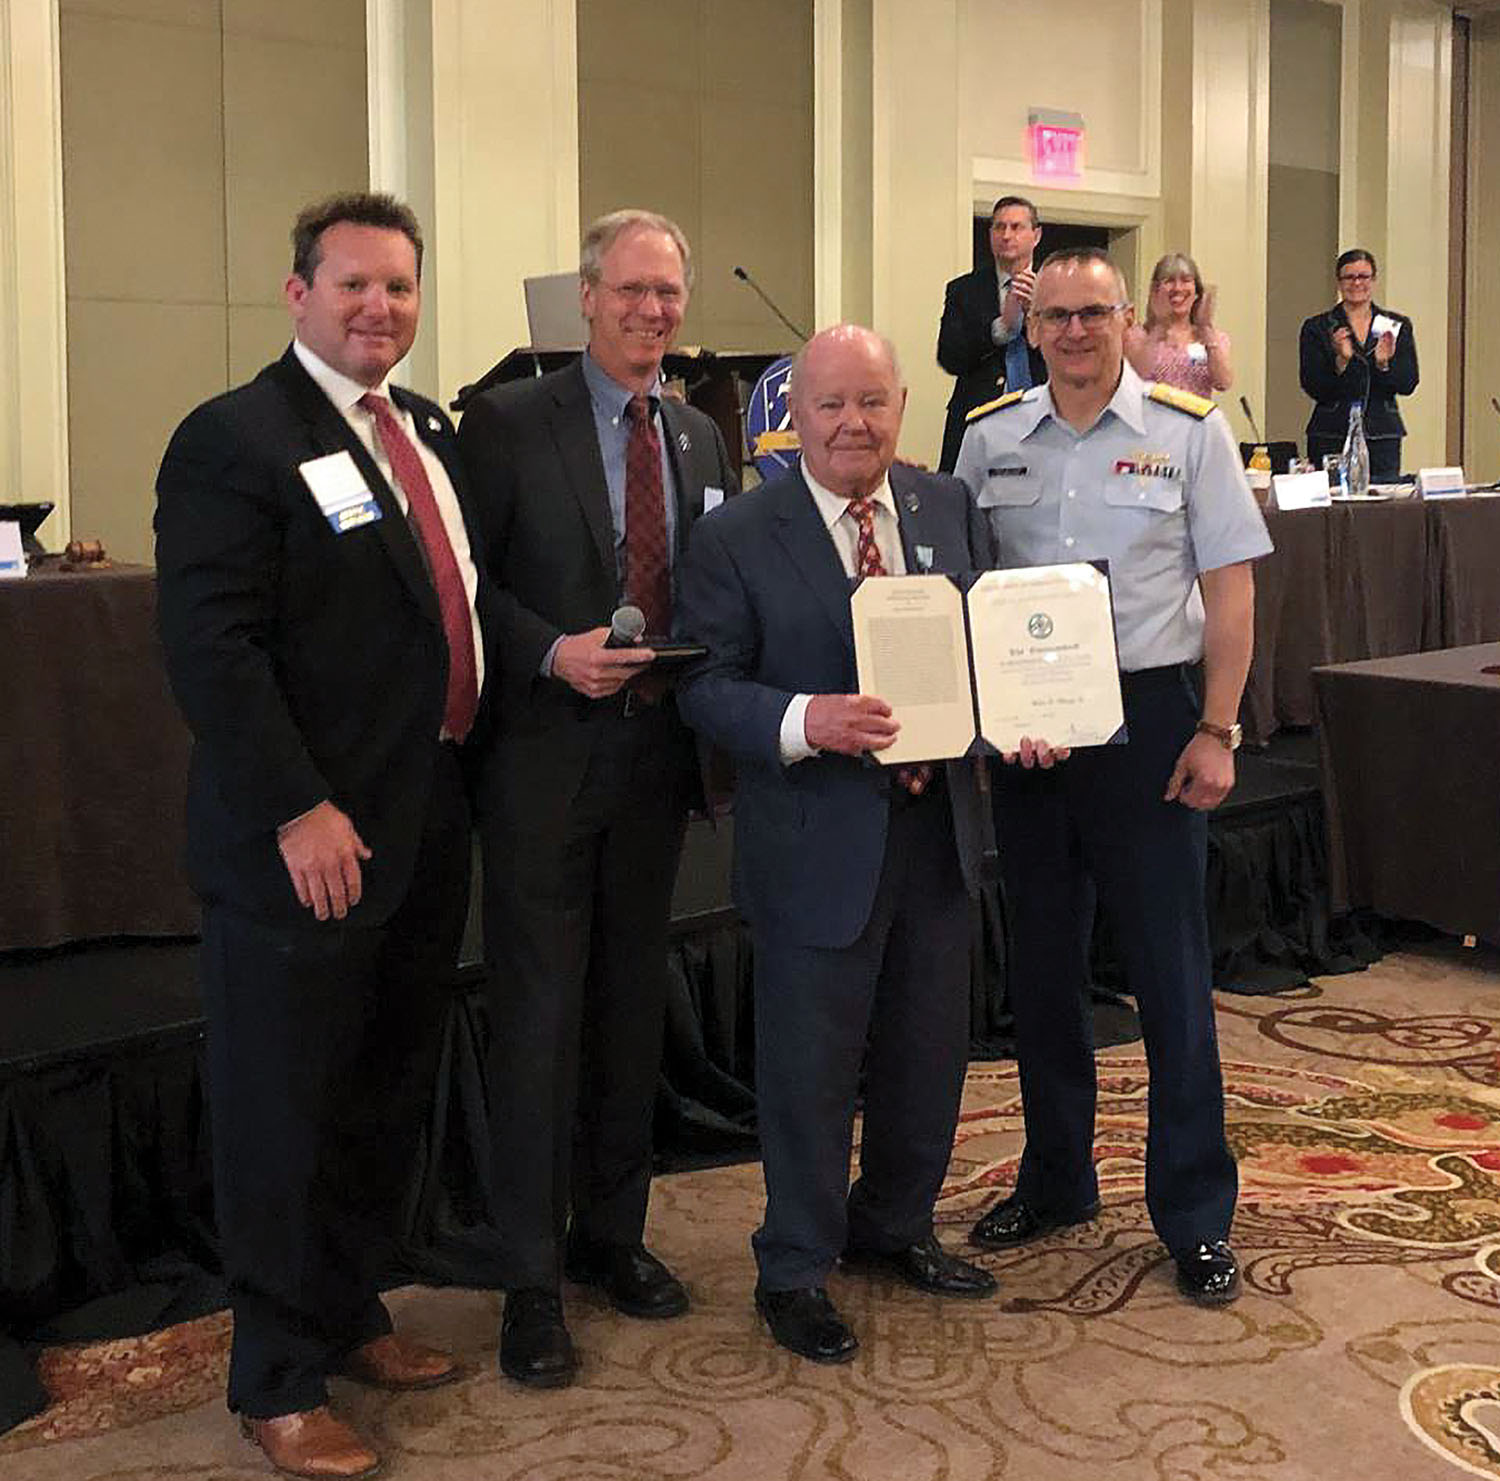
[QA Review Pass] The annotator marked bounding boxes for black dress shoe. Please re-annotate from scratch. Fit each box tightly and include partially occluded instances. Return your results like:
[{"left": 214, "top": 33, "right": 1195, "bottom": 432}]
[
  {"left": 500, "top": 1288, "right": 578, "bottom": 1388},
  {"left": 1174, "top": 1240, "right": 1241, "bottom": 1305},
  {"left": 843, "top": 1234, "right": 998, "bottom": 1298},
  {"left": 755, "top": 1287, "right": 859, "bottom": 1364},
  {"left": 968, "top": 1196, "right": 1101, "bottom": 1250},
  {"left": 565, "top": 1241, "right": 689, "bottom": 1319}
]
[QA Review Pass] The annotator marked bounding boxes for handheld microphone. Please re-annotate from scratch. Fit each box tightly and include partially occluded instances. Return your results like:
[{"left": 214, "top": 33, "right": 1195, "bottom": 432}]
[
  {"left": 732, "top": 265, "right": 810, "bottom": 343},
  {"left": 1239, "top": 396, "right": 1264, "bottom": 444},
  {"left": 604, "top": 604, "right": 647, "bottom": 648}
]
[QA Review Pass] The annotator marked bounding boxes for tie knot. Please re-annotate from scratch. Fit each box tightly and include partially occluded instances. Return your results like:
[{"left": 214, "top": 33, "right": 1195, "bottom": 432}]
[
  {"left": 626, "top": 393, "right": 655, "bottom": 425},
  {"left": 847, "top": 496, "right": 878, "bottom": 527},
  {"left": 359, "top": 391, "right": 393, "bottom": 422}
]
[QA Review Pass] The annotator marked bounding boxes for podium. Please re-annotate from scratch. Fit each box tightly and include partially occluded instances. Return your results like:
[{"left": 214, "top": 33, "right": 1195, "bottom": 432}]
[{"left": 452, "top": 347, "right": 787, "bottom": 473}]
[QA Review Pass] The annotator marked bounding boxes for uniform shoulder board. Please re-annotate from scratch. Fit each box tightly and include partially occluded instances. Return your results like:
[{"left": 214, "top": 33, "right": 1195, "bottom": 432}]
[
  {"left": 1147, "top": 382, "right": 1215, "bottom": 419},
  {"left": 966, "top": 388, "right": 1028, "bottom": 423}
]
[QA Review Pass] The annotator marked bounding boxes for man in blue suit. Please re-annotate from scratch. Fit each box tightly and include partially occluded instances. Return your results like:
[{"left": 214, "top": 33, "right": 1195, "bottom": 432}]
[{"left": 675, "top": 324, "right": 999, "bottom": 1362}]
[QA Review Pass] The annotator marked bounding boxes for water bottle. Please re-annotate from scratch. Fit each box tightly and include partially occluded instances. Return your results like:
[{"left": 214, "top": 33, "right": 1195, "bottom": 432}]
[{"left": 1342, "top": 402, "right": 1371, "bottom": 499}]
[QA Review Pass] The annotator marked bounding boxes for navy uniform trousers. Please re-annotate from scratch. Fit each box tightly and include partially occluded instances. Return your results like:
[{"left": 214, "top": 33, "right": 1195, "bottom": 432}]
[{"left": 994, "top": 664, "right": 1238, "bottom": 1255}]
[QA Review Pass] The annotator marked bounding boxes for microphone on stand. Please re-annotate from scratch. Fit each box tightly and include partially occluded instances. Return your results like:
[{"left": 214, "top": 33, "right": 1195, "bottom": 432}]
[
  {"left": 732, "top": 266, "right": 810, "bottom": 343},
  {"left": 1239, "top": 396, "right": 1265, "bottom": 445},
  {"left": 604, "top": 604, "right": 647, "bottom": 648}
]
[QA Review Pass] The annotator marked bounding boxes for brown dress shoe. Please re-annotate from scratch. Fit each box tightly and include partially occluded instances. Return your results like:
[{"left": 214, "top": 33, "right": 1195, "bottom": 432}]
[
  {"left": 240, "top": 1406, "right": 381, "bottom": 1479},
  {"left": 339, "top": 1332, "right": 459, "bottom": 1390}
]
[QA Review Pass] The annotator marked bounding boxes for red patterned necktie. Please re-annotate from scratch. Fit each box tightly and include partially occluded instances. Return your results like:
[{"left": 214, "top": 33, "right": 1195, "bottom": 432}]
[
  {"left": 847, "top": 496, "right": 931, "bottom": 796},
  {"left": 360, "top": 393, "right": 478, "bottom": 742},
  {"left": 625, "top": 394, "right": 671, "bottom": 633}
]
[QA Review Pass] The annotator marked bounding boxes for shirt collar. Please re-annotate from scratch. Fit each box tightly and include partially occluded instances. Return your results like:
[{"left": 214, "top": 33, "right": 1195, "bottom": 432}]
[
  {"left": 1021, "top": 360, "right": 1148, "bottom": 440},
  {"left": 581, "top": 348, "right": 662, "bottom": 423},
  {"left": 293, "top": 338, "right": 392, "bottom": 415},
  {"left": 801, "top": 461, "right": 897, "bottom": 533}
]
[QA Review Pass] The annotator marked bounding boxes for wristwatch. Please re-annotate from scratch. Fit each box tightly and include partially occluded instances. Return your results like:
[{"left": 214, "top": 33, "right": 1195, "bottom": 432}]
[{"left": 1195, "top": 719, "right": 1242, "bottom": 751}]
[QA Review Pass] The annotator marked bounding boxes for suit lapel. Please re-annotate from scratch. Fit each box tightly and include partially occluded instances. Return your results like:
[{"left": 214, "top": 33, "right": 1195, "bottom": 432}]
[
  {"left": 660, "top": 397, "right": 703, "bottom": 560},
  {"left": 547, "top": 361, "right": 617, "bottom": 589},
  {"left": 772, "top": 470, "right": 856, "bottom": 655},
  {"left": 269, "top": 349, "right": 438, "bottom": 625}
]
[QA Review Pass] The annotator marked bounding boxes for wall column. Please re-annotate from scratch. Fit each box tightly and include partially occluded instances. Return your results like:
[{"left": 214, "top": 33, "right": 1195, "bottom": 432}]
[{"left": 0, "top": 0, "right": 69, "bottom": 539}]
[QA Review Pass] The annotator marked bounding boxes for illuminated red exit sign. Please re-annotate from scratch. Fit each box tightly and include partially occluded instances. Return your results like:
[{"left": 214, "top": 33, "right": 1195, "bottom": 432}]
[{"left": 1027, "top": 108, "right": 1085, "bottom": 182}]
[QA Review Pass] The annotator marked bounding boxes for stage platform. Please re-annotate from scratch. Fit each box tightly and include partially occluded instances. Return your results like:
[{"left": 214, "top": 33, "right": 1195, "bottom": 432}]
[{"left": 0, "top": 735, "right": 1374, "bottom": 1431}]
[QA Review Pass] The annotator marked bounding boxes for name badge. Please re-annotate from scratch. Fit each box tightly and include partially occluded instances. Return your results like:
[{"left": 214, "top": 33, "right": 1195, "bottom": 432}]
[
  {"left": 299, "top": 450, "right": 383, "bottom": 533},
  {"left": 1186, "top": 342, "right": 1208, "bottom": 364}
]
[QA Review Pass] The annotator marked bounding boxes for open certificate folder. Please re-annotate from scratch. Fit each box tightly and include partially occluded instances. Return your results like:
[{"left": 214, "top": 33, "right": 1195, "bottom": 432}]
[{"left": 850, "top": 562, "right": 1126, "bottom": 766}]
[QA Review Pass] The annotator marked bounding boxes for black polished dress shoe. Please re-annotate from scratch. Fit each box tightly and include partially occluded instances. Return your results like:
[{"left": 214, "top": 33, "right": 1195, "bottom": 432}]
[
  {"left": 565, "top": 1241, "right": 689, "bottom": 1319},
  {"left": 843, "top": 1234, "right": 998, "bottom": 1298},
  {"left": 754, "top": 1287, "right": 859, "bottom": 1364},
  {"left": 1174, "top": 1240, "right": 1241, "bottom": 1305},
  {"left": 500, "top": 1288, "right": 578, "bottom": 1388},
  {"left": 968, "top": 1195, "right": 1101, "bottom": 1250}
]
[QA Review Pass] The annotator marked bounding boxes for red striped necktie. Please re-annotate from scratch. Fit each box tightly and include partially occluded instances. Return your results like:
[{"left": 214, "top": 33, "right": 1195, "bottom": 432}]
[{"left": 360, "top": 393, "right": 478, "bottom": 741}]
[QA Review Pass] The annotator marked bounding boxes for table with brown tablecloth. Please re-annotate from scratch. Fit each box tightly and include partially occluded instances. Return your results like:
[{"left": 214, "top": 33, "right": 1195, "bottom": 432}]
[
  {"left": 1243, "top": 496, "right": 1500, "bottom": 745},
  {"left": 0, "top": 564, "right": 197, "bottom": 950},
  {"left": 1313, "top": 642, "right": 1500, "bottom": 944}
]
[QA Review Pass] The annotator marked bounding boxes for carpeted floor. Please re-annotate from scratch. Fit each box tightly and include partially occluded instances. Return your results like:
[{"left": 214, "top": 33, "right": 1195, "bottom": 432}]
[{"left": 7, "top": 940, "right": 1500, "bottom": 1480}]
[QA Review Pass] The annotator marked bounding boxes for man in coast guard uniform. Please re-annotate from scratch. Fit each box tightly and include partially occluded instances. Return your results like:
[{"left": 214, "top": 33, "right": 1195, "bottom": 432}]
[{"left": 954, "top": 247, "right": 1271, "bottom": 1304}]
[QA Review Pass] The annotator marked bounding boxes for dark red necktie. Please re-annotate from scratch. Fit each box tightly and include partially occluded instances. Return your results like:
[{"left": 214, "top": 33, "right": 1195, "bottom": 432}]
[
  {"left": 360, "top": 393, "right": 478, "bottom": 741},
  {"left": 847, "top": 497, "right": 931, "bottom": 796},
  {"left": 625, "top": 394, "right": 671, "bottom": 633}
]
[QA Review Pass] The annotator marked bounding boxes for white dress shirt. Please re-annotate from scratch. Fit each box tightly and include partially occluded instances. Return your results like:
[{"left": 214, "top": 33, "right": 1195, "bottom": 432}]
[{"left": 778, "top": 462, "right": 905, "bottom": 764}]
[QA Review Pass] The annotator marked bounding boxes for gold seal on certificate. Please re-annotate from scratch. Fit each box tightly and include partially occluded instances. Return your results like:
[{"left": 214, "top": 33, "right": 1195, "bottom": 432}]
[
  {"left": 967, "top": 563, "right": 1124, "bottom": 752},
  {"left": 850, "top": 562, "right": 1124, "bottom": 764}
]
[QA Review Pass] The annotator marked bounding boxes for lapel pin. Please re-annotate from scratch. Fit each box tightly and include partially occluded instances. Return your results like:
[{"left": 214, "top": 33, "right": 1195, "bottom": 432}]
[
  {"left": 903, "top": 491, "right": 920, "bottom": 514},
  {"left": 426, "top": 415, "right": 442, "bottom": 433},
  {"left": 678, "top": 431, "right": 690, "bottom": 453}
]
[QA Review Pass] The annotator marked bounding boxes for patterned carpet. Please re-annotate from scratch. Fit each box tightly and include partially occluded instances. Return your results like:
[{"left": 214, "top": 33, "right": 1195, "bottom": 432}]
[{"left": 7, "top": 941, "right": 1500, "bottom": 1480}]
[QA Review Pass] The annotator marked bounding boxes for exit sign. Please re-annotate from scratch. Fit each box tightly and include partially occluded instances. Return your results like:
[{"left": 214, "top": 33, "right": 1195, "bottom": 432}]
[{"left": 1027, "top": 108, "right": 1085, "bottom": 182}]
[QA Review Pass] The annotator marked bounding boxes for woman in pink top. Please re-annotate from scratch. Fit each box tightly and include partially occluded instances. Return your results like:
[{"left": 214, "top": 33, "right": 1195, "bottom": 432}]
[{"left": 1124, "top": 252, "right": 1233, "bottom": 397}]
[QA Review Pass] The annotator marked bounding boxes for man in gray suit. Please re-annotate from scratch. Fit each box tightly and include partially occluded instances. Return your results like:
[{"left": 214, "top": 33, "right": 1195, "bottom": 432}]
[
  {"left": 457, "top": 210, "right": 738, "bottom": 1388},
  {"left": 675, "top": 324, "right": 998, "bottom": 1363}
]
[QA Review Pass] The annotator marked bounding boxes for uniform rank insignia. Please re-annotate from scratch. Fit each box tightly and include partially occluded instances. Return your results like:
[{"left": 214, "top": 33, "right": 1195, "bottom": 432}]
[
  {"left": 966, "top": 387, "right": 1030, "bottom": 422},
  {"left": 1147, "top": 383, "right": 1214, "bottom": 419}
]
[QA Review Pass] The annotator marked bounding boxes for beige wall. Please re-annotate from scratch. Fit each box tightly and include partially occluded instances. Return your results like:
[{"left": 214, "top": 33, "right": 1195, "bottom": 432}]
[
  {"left": 59, "top": 0, "right": 366, "bottom": 564},
  {"left": 576, "top": 0, "right": 814, "bottom": 357},
  {"left": 1466, "top": 12, "right": 1500, "bottom": 482},
  {"left": 1266, "top": 0, "right": 1342, "bottom": 446}
]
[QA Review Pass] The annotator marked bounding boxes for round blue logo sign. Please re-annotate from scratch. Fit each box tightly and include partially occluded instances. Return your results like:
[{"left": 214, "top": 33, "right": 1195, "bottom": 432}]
[{"left": 745, "top": 355, "right": 799, "bottom": 481}]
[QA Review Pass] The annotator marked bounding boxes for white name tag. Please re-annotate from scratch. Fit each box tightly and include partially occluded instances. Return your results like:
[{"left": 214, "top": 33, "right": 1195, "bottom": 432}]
[
  {"left": 703, "top": 485, "right": 724, "bottom": 513},
  {"left": 0, "top": 521, "right": 24, "bottom": 579},
  {"left": 299, "top": 450, "right": 382, "bottom": 533},
  {"left": 1371, "top": 313, "right": 1401, "bottom": 343},
  {"left": 1186, "top": 342, "right": 1208, "bottom": 364}
]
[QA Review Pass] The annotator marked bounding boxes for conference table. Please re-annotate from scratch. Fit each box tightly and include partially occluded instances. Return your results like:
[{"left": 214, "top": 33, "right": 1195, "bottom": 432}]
[
  {"left": 1313, "top": 642, "right": 1500, "bottom": 945},
  {"left": 1242, "top": 495, "right": 1500, "bottom": 745},
  {"left": 0, "top": 564, "right": 198, "bottom": 950}
]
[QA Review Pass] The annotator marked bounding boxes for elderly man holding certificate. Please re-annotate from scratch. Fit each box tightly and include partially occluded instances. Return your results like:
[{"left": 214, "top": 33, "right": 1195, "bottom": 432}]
[
  {"left": 675, "top": 325, "right": 998, "bottom": 1365},
  {"left": 954, "top": 247, "right": 1271, "bottom": 1306}
]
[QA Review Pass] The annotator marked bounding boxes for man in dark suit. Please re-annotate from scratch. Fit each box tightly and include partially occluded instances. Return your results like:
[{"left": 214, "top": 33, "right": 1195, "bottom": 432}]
[
  {"left": 456, "top": 210, "right": 738, "bottom": 1389},
  {"left": 936, "top": 195, "right": 1048, "bottom": 471},
  {"left": 155, "top": 192, "right": 478, "bottom": 1480},
  {"left": 675, "top": 324, "right": 999, "bottom": 1363}
]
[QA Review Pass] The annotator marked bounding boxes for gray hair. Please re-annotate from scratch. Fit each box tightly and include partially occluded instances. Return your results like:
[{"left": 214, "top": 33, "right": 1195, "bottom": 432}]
[
  {"left": 1034, "top": 246, "right": 1130, "bottom": 305},
  {"left": 579, "top": 209, "right": 694, "bottom": 290}
]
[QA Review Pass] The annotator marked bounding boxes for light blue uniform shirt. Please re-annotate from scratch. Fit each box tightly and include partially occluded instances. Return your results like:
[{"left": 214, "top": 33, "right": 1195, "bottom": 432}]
[
  {"left": 953, "top": 363, "right": 1272, "bottom": 672},
  {"left": 579, "top": 348, "right": 679, "bottom": 585}
]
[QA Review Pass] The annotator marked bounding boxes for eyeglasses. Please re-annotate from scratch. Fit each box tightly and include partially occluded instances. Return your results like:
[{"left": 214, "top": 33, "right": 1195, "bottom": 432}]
[
  {"left": 1032, "top": 303, "right": 1126, "bottom": 330},
  {"left": 600, "top": 279, "right": 684, "bottom": 306},
  {"left": 1337, "top": 272, "right": 1374, "bottom": 284}
]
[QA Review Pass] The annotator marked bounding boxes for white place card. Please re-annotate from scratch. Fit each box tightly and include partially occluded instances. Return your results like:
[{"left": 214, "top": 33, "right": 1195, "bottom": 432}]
[
  {"left": 1269, "top": 470, "right": 1331, "bottom": 510},
  {"left": 1418, "top": 466, "right": 1466, "bottom": 499},
  {"left": 0, "top": 521, "right": 25, "bottom": 579}
]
